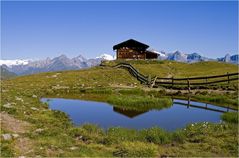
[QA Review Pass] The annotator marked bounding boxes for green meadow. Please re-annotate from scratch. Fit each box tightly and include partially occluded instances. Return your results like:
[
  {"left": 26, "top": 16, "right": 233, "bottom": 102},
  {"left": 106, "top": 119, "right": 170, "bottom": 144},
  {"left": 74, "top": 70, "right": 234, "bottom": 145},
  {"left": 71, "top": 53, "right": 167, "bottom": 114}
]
[{"left": 1, "top": 61, "right": 238, "bottom": 157}]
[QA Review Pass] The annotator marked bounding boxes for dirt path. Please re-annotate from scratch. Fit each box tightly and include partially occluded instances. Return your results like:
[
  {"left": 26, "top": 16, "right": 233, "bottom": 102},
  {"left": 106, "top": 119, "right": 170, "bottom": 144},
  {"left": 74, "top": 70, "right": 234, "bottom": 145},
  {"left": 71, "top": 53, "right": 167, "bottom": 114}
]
[
  {"left": 1, "top": 112, "right": 34, "bottom": 156},
  {"left": 1, "top": 112, "right": 30, "bottom": 133}
]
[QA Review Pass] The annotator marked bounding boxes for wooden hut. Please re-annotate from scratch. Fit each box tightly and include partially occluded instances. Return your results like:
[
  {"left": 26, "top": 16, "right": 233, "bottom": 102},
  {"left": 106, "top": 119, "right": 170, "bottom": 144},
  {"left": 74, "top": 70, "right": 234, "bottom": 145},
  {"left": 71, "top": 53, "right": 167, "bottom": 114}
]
[{"left": 113, "top": 39, "right": 159, "bottom": 60}]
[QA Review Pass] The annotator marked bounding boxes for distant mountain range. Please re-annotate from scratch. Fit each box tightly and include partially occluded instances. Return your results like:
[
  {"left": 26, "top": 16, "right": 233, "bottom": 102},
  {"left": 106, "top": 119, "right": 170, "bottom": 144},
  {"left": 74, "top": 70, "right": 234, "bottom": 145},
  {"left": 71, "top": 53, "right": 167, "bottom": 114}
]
[
  {"left": 0, "top": 66, "right": 17, "bottom": 80},
  {"left": 161, "top": 51, "right": 238, "bottom": 64},
  {"left": 0, "top": 54, "right": 114, "bottom": 76},
  {"left": 0, "top": 52, "right": 238, "bottom": 76}
]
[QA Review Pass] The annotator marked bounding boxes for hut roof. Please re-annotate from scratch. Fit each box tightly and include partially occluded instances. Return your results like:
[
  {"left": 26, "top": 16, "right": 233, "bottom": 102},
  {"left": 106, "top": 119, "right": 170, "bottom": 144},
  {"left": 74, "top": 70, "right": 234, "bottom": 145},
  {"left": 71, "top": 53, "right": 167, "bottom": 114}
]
[{"left": 113, "top": 39, "right": 149, "bottom": 50}]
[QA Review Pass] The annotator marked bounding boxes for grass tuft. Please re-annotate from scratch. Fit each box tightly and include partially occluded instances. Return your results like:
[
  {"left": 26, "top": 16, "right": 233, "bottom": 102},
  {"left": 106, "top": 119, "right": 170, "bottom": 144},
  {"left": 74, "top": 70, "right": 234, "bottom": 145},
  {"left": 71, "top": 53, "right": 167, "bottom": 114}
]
[
  {"left": 107, "top": 95, "right": 172, "bottom": 111},
  {"left": 113, "top": 141, "right": 158, "bottom": 157},
  {"left": 221, "top": 112, "right": 238, "bottom": 123}
]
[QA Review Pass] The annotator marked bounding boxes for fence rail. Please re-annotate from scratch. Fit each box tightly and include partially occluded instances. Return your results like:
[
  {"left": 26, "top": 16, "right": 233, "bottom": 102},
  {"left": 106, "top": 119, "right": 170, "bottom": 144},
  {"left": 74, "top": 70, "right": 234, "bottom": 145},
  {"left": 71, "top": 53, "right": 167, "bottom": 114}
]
[
  {"left": 114, "top": 63, "right": 149, "bottom": 84},
  {"left": 155, "top": 77, "right": 238, "bottom": 85},
  {"left": 156, "top": 72, "right": 239, "bottom": 80},
  {"left": 114, "top": 63, "right": 239, "bottom": 90}
]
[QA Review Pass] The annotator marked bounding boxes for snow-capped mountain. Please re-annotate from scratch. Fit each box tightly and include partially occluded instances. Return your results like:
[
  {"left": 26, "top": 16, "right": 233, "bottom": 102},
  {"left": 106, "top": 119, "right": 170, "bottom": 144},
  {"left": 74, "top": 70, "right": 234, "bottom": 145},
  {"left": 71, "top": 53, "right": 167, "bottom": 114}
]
[
  {"left": 218, "top": 54, "right": 238, "bottom": 64},
  {"left": 96, "top": 54, "right": 115, "bottom": 60},
  {"left": 1, "top": 54, "right": 114, "bottom": 75},
  {"left": 187, "top": 53, "right": 204, "bottom": 62},
  {"left": 0, "top": 59, "right": 30, "bottom": 67},
  {"left": 167, "top": 51, "right": 188, "bottom": 62},
  {"left": 162, "top": 51, "right": 213, "bottom": 63}
]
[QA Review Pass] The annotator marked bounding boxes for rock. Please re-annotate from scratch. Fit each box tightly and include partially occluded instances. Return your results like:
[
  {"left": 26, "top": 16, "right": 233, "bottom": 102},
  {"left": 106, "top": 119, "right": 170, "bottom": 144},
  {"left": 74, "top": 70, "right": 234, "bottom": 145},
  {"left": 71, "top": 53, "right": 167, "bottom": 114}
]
[
  {"left": 3, "top": 103, "right": 12, "bottom": 108},
  {"left": 35, "top": 128, "right": 44, "bottom": 133},
  {"left": 12, "top": 133, "right": 19, "bottom": 138},
  {"left": 70, "top": 146, "right": 78, "bottom": 150},
  {"left": 15, "top": 96, "right": 24, "bottom": 102},
  {"left": 2, "top": 134, "right": 12, "bottom": 140},
  {"left": 31, "top": 107, "right": 39, "bottom": 111},
  {"left": 52, "top": 85, "right": 69, "bottom": 90},
  {"left": 32, "top": 95, "right": 37, "bottom": 98}
]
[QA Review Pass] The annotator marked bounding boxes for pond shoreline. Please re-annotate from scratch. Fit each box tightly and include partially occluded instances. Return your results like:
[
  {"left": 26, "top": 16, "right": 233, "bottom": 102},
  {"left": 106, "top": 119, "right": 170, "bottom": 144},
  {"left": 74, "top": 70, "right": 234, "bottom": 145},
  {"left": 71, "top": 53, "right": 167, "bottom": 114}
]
[{"left": 41, "top": 96, "right": 236, "bottom": 131}]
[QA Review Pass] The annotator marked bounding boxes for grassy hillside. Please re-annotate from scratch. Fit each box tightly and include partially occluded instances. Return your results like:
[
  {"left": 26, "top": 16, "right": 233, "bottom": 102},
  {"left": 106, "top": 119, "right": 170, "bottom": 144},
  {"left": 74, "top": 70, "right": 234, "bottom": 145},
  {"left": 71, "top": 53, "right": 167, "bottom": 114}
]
[
  {"left": 103, "top": 60, "right": 238, "bottom": 78},
  {"left": 1, "top": 61, "right": 238, "bottom": 157},
  {"left": 3, "top": 66, "right": 141, "bottom": 92},
  {"left": 1, "top": 66, "right": 17, "bottom": 80}
]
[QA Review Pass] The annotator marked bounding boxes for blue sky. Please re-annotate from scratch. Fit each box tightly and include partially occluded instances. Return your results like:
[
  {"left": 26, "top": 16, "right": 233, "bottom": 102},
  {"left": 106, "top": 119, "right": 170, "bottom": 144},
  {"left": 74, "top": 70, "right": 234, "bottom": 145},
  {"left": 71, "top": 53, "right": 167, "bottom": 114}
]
[{"left": 1, "top": 1, "right": 238, "bottom": 59}]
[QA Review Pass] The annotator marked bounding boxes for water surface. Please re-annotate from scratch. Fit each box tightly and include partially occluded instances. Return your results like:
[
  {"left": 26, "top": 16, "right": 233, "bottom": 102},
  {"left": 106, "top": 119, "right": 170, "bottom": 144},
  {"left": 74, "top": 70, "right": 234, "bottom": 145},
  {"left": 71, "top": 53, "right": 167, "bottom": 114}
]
[{"left": 41, "top": 98, "right": 236, "bottom": 131}]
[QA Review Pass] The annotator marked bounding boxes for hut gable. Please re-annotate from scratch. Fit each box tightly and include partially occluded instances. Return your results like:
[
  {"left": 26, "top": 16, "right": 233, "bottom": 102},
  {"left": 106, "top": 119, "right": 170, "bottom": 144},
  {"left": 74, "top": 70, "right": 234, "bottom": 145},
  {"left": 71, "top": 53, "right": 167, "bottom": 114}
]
[
  {"left": 113, "top": 39, "right": 149, "bottom": 51},
  {"left": 113, "top": 39, "right": 158, "bottom": 60}
]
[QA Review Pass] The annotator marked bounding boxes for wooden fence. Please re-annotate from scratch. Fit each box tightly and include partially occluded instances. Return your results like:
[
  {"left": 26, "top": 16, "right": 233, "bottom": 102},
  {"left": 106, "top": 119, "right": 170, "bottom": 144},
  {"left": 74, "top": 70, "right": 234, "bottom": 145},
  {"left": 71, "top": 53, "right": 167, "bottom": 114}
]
[
  {"left": 114, "top": 63, "right": 239, "bottom": 90},
  {"left": 114, "top": 63, "right": 149, "bottom": 84}
]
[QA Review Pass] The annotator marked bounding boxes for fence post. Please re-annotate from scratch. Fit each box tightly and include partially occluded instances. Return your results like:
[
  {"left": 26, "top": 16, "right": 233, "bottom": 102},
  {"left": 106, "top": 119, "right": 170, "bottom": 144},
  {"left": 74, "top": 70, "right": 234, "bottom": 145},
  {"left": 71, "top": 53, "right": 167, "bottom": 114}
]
[
  {"left": 172, "top": 77, "right": 174, "bottom": 88},
  {"left": 187, "top": 78, "right": 191, "bottom": 93},
  {"left": 205, "top": 76, "right": 208, "bottom": 84},
  {"left": 148, "top": 75, "right": 151, "bottom": 85},
  {"left": 227, "top": 72, "right": 230, "bottom": 84}
]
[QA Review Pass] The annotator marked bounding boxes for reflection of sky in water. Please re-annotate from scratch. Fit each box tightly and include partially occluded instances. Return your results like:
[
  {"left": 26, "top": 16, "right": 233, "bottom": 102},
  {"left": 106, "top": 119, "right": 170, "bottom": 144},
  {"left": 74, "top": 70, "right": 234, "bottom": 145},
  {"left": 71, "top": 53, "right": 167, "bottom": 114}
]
[{"left": 41, "top": 98, "right": 236, "bottom": 131}]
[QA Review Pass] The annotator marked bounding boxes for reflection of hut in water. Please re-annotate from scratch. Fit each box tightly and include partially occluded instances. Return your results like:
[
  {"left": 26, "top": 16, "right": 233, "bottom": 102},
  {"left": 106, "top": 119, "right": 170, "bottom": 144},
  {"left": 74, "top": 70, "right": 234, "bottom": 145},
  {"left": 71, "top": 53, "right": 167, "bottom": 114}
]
[{"left": 113, "top": 107, "right": 148, "bottom": 118}]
